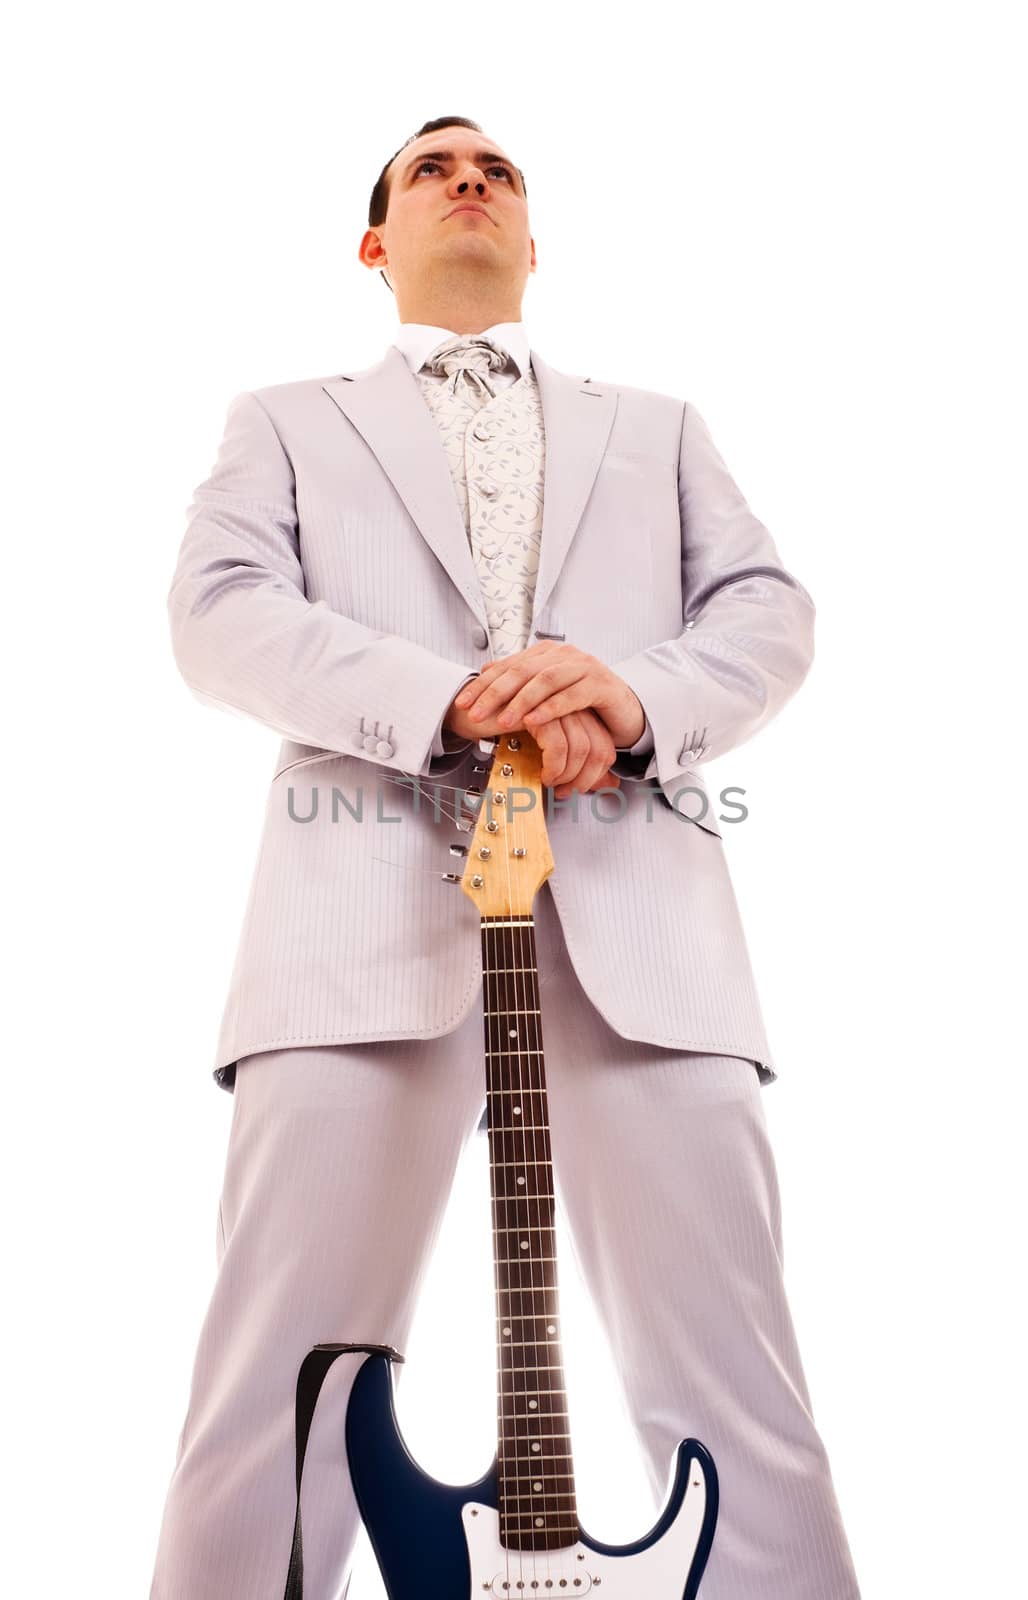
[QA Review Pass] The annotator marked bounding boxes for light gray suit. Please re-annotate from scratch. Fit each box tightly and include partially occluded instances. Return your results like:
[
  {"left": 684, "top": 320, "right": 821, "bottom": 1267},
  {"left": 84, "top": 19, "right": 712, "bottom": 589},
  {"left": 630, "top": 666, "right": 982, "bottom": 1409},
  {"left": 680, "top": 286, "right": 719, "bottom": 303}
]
[
  {"left": 167, "top": 344, "right": 815, "bottom": 1091},
  {"left": 150, "top": 342, "right": 863, "bottom": 1600}
]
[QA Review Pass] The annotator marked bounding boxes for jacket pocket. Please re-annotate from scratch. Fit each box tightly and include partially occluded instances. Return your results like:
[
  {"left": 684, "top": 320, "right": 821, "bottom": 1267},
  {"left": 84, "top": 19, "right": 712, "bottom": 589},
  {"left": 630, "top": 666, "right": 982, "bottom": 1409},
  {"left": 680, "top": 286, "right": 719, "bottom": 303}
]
[{"left": 272, "top": 746, "right": 345, "bottom": 781}]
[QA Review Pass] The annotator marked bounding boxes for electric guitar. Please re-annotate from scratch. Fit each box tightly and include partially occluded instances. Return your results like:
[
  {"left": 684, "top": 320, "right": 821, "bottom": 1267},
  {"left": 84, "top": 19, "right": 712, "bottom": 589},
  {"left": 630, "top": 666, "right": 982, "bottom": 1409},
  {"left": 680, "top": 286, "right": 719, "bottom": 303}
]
[{"left": 282, "top": 731, "right": 719, "bottom": 1598}]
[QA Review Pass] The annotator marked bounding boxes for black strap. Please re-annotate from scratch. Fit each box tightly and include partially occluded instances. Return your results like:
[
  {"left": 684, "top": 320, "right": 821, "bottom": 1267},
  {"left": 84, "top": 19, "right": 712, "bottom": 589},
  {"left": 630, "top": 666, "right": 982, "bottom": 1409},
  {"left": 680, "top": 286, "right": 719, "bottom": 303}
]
[{"left": 282, "top": 1340, "right": 405, "bottom": 1600}]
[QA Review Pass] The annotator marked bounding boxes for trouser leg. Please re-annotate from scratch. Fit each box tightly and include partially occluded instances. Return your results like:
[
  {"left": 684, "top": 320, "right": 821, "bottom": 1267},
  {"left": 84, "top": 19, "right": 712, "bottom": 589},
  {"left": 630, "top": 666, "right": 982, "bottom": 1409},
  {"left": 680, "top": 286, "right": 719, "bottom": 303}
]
[
  {"left": 537, "top": 919, "right": 863, "bottom": 1598},
  {"left": 147, "top": 1021, "right": 491, "bottom": 1599}
]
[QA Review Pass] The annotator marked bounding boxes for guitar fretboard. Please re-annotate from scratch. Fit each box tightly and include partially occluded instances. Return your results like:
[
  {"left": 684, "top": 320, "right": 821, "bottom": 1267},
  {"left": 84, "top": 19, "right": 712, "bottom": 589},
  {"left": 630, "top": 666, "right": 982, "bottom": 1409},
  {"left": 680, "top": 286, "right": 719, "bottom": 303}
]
[{"left": 481, "top": 914, "right": 579, "bottom": 1551}]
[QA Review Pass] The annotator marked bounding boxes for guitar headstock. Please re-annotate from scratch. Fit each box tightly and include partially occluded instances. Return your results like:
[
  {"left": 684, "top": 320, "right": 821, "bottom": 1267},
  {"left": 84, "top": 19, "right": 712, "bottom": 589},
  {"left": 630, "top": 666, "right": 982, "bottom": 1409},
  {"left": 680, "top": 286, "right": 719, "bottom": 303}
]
[{"left": 458, "top": 733, "right": 554, "bottom": 918}]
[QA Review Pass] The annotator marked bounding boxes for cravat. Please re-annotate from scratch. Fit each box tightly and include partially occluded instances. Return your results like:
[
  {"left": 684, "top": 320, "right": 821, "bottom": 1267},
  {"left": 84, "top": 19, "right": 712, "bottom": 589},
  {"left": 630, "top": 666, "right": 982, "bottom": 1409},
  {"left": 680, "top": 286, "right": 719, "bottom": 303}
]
[
  {"left": 424, "top": 334, "right": 511, "bottom": 403},
  {"left": 415, "top": 333, "right": 544, "bottom": 665}
]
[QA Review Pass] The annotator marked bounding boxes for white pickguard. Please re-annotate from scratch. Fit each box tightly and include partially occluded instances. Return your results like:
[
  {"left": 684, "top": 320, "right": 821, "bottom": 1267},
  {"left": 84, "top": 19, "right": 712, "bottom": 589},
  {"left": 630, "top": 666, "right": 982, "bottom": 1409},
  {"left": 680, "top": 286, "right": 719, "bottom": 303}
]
[{"left": 460, "top": 1453, "right": 710, "bottom": 1595}]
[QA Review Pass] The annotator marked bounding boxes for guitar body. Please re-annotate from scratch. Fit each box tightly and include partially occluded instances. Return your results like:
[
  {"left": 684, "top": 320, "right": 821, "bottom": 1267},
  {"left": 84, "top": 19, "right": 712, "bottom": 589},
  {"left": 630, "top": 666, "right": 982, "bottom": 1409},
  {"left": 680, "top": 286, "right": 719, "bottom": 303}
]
[{"left": 345, "top": 1348, "right": 719, "bottom": 1599}]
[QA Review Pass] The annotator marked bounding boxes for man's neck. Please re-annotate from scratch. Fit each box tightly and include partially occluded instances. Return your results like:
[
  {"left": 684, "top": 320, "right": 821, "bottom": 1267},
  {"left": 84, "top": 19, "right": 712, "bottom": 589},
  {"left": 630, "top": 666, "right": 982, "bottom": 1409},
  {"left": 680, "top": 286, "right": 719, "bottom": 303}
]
[{"left": 396, "top": 295, "right": 522, "bottom": 334}]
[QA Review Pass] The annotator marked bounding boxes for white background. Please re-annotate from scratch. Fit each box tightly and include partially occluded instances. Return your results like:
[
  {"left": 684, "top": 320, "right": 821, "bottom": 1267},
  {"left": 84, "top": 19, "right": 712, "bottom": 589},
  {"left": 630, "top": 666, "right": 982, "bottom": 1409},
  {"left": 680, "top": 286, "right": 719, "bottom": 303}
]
[{"left": 4, "top": 3, "right": 1025, "bottom": 1595}]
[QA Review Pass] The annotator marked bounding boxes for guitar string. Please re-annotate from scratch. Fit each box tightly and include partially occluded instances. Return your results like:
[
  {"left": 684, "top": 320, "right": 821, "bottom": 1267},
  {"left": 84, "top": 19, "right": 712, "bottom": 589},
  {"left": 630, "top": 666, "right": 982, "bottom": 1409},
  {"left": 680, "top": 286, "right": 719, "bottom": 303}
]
[
  {"left": 527, "top": 740, "right": 558, "bottom": 1581},
  {"left": 505, "top": 732, "right": 533, "bottom": 1587},
  {"left": 497, "top": 736, "right": 523, "bottom": 1587},
  {"left": 510, "top": 733, "right": 555, "bottom": 1586}
]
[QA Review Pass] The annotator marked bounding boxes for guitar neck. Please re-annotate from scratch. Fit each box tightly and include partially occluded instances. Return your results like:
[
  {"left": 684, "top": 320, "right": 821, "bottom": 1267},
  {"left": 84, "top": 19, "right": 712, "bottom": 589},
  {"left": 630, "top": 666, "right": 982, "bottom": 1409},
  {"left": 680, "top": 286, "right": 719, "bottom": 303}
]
[
  {"left": 481, "top": 912, "right": 579, "bottom": 1550},
  {"left": 464, "top": 733, "right": 579, "bottom": 1551}
]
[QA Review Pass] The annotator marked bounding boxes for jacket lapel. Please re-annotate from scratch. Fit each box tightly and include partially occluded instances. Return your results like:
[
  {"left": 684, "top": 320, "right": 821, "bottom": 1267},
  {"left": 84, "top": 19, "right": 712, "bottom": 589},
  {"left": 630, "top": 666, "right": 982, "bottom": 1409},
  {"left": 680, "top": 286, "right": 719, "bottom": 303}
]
[{"left": 321, "top": 344, "right": 618, "bottom": 640}]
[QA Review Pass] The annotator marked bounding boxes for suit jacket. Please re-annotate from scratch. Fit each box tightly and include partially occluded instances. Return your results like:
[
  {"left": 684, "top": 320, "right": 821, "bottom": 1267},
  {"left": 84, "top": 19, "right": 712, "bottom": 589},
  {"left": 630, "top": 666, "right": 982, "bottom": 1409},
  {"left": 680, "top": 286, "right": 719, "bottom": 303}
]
[{"left": 167, "top": 344, "right": 815, "bottom": 1090}]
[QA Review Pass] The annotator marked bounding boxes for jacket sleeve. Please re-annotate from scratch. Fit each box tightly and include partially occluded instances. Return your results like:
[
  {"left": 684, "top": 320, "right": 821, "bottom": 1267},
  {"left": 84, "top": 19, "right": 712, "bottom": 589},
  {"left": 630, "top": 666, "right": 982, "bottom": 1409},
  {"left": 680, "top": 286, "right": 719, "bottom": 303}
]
[
  {"left": 167, "top": 389, "right": 479, "bottom": 780},
  {"left": 609, "top": 400, "right": 815, "bottom": 784}
]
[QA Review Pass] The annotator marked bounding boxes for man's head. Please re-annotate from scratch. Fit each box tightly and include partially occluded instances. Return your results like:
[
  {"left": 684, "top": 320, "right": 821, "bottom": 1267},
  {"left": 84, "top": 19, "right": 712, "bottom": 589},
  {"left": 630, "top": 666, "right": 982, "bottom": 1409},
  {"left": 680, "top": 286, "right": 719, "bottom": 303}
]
[{"left": 360, "top": 116, "right": 536, "bottom": 332}]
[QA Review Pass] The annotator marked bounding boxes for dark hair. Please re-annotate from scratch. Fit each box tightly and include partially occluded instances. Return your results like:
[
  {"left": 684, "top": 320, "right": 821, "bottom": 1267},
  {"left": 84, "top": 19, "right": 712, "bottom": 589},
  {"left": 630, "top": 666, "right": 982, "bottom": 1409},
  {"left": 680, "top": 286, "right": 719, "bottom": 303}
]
[{"left": 368, "top": 116, "right": 528, "bottom": 295}]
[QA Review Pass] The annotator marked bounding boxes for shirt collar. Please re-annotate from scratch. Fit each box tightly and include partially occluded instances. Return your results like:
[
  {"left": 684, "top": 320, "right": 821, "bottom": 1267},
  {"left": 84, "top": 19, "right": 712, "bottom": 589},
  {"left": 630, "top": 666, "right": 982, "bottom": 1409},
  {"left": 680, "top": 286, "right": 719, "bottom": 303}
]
[{"left": 392, "top": 321, "right": 532, "bottom": 381}]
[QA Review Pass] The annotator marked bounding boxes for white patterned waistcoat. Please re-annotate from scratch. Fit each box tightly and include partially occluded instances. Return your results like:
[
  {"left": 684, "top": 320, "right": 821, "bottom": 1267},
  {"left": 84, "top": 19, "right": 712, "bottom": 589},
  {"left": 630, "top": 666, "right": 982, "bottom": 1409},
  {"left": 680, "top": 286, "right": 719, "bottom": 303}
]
[{"left": 414, "top": 336, "right": 546, "bottom": 662}]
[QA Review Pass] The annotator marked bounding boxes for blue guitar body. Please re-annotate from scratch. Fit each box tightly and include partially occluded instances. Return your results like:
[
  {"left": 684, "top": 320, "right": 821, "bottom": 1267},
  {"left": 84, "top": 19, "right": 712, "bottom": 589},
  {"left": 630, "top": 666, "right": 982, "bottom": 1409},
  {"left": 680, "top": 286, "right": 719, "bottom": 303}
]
[{"left": 342, "top": 1347, "right": 719, "bottom": 1599}]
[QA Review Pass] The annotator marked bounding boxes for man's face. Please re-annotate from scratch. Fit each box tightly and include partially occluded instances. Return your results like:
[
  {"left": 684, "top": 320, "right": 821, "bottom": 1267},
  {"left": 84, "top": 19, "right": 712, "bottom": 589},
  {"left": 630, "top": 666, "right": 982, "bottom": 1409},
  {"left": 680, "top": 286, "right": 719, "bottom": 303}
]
[{"left": 361, "top": 125, "right": 536, "bottom": 299}]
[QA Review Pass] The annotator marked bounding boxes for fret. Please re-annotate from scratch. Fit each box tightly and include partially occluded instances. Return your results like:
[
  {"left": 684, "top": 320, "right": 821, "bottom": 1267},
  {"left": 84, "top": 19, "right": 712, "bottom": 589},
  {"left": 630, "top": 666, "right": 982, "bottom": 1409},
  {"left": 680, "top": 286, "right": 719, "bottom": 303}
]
[
  {"left": 484, "top": 1049, "right": 545, "bottom": 1058},
  {"left": 496, "top": 1489, "right": 575, "bottom": 1500},
  {"left": 495, "top": 1256, "right": 559, "bottom": 1264},
  {"left": 498, "top": 1362, "right": 565, "bottom": 1373},
  {"left": 484, "top": 1008, "right": 542, "bottom": 1017},
  {"left": 499, "top": 1522, "right": 580, "bottom": 1536},
  {"left": 496, "top": 1313, "right": 561, "bottom": 1321},
  {"left": 497, "top": 1450, "right": 576, "bottom": 1462},
  {"left": 489, "top": 1433, "right": 563, "bottom": 1446},
  {"left": 488, "top": 1159, "right": 554, "bottom": 1169},
  {"left": 499, "top": 1412, "right": 569, "bottom": 1422},
  {"left": 485, "top": 1085, "right": 547, "bottom": 1093},
  {"left": 493, "top": 1472, "right": 573, "bottom": 1484},
  {"left": 495, "top": 1469, "right": 575, "bottom": 1482},
  {"left": 486, "top": 1125, "right": 551, "bottom": 1134},
  {"left": 499, "top": 1510, "right": 579, "bottom": 1523}
]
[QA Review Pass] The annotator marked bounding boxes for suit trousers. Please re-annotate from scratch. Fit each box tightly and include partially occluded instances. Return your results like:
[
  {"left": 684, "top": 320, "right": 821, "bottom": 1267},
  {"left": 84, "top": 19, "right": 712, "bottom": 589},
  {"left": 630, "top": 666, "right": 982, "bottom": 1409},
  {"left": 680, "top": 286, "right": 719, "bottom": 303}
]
[{"left": 148, "top": 880, "right": 861, "bottom": 1599}]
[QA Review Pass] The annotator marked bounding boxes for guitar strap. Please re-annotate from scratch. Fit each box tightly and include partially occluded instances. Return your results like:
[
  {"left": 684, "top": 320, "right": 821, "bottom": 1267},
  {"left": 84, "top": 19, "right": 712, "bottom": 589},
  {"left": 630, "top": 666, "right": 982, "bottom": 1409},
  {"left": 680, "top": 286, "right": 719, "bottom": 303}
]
[{"left": 282, "top": 1340, "right": 405, "bottom": 1600}]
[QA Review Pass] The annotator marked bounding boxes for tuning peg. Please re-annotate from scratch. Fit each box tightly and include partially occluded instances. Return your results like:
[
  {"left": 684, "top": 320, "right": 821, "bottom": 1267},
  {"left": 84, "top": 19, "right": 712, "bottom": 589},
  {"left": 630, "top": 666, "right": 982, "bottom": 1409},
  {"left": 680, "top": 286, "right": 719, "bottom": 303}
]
[
  {"left": 476, "top": 737, "right": 498, "bottom": 756},
  {"left": 440, "top": 872, "right": 463, "bottom": 884},
  {"left": 448, "top": 843, "right": 469, "bottom": 858}
]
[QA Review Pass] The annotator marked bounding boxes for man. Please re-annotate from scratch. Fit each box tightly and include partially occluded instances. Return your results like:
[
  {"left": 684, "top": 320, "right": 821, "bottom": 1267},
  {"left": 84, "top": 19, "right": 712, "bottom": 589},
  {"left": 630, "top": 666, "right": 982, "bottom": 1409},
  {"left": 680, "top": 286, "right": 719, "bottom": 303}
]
[{"left": 149, "top": 116, "right": 862, "bottom": 1598}]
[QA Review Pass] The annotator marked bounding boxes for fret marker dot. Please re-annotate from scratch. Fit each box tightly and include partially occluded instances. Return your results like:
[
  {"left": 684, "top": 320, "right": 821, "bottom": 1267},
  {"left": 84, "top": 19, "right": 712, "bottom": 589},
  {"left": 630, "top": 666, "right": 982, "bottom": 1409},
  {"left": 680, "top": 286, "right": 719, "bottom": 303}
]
[
  {"left": 535, "top": 1516, "right": 544, "bottom": 1527},
  {"left": 513, "top": 1105, "right": 522, "bottom": 1116},
  {"left": 533, "top": 1480, "right": 542, "bottom": 1491},
  {"left": 531, "top": 1441, "right": 541, "bottom": 1452},
  {"left": 547, "top": 1324, "right": 556, "bottom": 1334},
  {"left": 509, "top": 1028, "right": 518, "bottom": 1038},
  {"left": 528, "top": 1399, "right": 538, "bottom": 1409},
  {"left": 502, "top": 1326, "right": 511, "bottom": 1336},
  {"left": 520, "top": 1240, "right": 529, "bottom": 1249},
  {"left": 517, "top": 1175, "right": 525, "bottom": 1185}
]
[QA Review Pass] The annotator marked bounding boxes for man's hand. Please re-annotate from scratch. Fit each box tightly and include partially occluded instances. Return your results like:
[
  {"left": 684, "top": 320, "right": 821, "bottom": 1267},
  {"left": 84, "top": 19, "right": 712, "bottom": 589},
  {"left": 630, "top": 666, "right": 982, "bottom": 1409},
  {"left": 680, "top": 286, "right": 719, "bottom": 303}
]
[
  {"left": 444, "top": 693, "right": 622, "bottom": 798},
  {"left": 454, "top": 642, "right": 646, "bottom": 747}
]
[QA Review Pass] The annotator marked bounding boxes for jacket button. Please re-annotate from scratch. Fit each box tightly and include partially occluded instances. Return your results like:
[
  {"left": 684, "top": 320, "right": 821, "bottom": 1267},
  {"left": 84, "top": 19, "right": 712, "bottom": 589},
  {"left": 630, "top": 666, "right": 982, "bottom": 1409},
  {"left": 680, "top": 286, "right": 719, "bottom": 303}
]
[
  {"left": 472, "top": 626, "right": 489, "bottom": 648},
  {"left": 363, "top": 734, "right": 379, "bottom": 752},
  {"left": 376, "top": 740, "right": 395, "bottom": 758}
]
